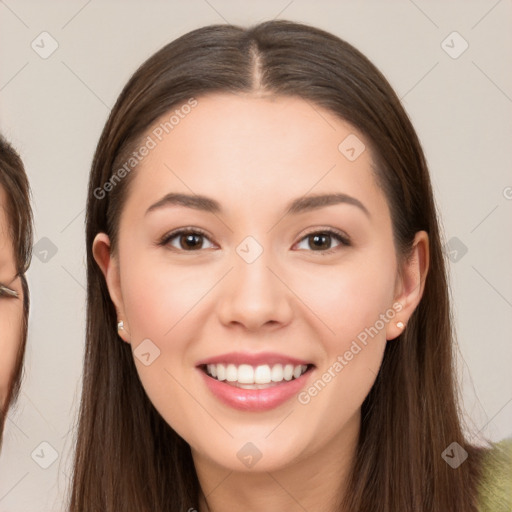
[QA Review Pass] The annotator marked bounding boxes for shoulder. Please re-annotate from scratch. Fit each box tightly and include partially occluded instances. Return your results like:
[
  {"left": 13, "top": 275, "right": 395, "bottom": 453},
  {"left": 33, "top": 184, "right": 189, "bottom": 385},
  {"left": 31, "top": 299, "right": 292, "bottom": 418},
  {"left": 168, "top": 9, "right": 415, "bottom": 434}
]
[{"left": 477, "top": 437, "right": 512, "bottom": 512}]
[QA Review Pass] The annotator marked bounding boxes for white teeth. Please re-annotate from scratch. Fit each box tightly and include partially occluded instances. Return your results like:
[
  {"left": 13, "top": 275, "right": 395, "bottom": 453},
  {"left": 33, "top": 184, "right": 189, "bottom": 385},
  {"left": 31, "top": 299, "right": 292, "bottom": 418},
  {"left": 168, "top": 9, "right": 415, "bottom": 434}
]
[
  {"left": 254, "top": 365, "right": 271, "bottom": 384},
  {"left": 204, "top": 363, "right": 309, "bottom": 384},
  {"left": 226, "top": 364, "right": 237, "bottom": 382},
  {"left": 216, "top": 364, "right": 226, "bottom": 381},
  {"left": 237, "top": 364, "right": 254, "bottom": 384},
  {"left": 293, "top": 365, "right": 304, "bottom": 379},
  {"left": 271, "top": 364, "right": 283, "bottom": 382}
]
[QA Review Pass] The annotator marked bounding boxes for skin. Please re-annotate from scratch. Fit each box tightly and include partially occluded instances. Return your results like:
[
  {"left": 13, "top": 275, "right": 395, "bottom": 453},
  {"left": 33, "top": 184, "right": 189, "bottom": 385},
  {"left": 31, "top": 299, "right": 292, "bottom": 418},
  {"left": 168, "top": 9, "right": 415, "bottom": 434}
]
[
  {"left": 94, "top": 93, "right": 429, "bottom": 512},
  {"left": 0, "top": 185, "right": 23, "bottom": 411}
]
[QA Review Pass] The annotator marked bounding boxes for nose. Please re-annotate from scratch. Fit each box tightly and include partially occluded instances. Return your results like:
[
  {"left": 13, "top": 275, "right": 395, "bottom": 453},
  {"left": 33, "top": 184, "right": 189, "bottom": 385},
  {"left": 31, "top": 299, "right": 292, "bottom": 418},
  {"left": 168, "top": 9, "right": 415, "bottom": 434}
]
[{"left": 216, "top": 244, "right": 293, "bottom": 332}]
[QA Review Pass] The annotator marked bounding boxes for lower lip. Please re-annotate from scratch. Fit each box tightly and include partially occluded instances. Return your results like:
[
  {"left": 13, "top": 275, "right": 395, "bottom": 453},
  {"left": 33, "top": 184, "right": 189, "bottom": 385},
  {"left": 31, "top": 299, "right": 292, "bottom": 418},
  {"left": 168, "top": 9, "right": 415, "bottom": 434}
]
[{"left": 198, "top": 367, "right": 314, "bottom": 412}]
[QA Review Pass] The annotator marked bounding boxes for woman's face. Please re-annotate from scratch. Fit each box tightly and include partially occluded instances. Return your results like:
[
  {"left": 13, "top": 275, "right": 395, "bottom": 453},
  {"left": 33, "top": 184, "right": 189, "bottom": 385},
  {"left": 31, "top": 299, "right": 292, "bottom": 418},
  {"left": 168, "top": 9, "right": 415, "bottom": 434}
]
[
  {"left": 94, "top": 93, "right": 427, "bottom": 472},
  {"left": 0, "top": 185, "right": 23, "bottom": 409}
]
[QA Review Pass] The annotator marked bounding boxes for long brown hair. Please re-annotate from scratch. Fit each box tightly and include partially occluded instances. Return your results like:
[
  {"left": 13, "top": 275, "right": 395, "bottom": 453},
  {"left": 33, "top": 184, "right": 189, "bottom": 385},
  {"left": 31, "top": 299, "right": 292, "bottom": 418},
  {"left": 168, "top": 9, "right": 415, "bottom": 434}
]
[
  {"left": 0, "top": 134, "right": 33, "bottom": 447},
  {"left": 70, "top": 20, "right": 485, "bottom": 511}
]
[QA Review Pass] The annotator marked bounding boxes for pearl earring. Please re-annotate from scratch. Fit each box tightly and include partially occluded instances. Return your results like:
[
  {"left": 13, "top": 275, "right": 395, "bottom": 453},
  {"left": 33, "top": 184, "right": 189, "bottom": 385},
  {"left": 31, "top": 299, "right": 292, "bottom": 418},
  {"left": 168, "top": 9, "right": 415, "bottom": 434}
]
[
  {"left": 117, "top": 320, "right": 124, "bottom": 331},
  {"left": 396, "top": 321, "right": 405, "bottom": 329}
]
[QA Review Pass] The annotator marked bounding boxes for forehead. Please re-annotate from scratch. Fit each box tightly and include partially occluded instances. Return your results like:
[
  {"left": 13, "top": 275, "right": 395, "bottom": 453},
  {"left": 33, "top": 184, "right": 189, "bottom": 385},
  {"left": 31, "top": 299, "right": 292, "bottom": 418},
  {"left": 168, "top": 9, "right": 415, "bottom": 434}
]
[{"left": 124, "top": 93, "right": 386, "bottom": 219}]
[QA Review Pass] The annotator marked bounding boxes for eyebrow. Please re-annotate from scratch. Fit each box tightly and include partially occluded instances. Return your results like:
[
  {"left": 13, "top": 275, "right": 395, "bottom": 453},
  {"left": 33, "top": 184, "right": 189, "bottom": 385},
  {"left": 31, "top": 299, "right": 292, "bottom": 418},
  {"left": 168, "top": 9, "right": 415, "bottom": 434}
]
[{"left": 145, "top": 192, "right": 370, "bottom": 218}]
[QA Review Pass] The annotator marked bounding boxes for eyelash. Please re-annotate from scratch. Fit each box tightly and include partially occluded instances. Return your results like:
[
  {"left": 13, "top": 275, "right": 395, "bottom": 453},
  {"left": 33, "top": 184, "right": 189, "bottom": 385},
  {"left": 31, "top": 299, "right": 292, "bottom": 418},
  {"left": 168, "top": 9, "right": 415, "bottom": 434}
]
[
  {"left": 157, "top": 227, "right": 351, "bottom": 255},
  {"left": 0, "top": 283, "right": 19, "bottom": 299}
]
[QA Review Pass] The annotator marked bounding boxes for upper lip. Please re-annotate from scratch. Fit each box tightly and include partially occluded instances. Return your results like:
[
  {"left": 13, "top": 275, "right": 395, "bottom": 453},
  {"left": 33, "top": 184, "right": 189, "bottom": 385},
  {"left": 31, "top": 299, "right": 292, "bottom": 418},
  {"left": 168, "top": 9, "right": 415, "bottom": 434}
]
[{"left": 196, "top": 351, "right": 313, "bottom": 367}]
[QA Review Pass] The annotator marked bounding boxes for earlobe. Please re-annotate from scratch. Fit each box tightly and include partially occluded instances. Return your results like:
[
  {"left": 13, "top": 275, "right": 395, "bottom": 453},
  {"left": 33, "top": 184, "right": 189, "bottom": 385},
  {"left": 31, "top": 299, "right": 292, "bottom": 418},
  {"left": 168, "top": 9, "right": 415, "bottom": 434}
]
[
  {"left": 386, "top": 230, "right": 430, "bottom": 341},
  {"left": 92, "top": 233, "right": 131, "bottom": 343},
  {"left": 117, "top": 320, "right": 130, "bottom": 342}
]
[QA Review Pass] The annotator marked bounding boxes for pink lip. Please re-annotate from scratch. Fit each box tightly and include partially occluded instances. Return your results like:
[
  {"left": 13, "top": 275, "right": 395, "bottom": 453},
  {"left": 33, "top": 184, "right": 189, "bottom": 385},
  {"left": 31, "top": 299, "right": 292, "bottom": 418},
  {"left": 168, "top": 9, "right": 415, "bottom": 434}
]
[
  {"left": 195, "top": 351, "right": 312, "bottom": 367},
  {"left": 197, "top": 366, "right": 314, "bottom": 412}
]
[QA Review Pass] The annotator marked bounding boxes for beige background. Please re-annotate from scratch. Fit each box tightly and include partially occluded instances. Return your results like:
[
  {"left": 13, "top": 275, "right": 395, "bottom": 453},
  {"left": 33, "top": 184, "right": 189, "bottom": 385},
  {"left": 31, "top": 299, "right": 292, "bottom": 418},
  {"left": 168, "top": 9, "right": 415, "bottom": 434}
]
[{"left": 0, "top": 0, "right": 511, "bottom": 509}]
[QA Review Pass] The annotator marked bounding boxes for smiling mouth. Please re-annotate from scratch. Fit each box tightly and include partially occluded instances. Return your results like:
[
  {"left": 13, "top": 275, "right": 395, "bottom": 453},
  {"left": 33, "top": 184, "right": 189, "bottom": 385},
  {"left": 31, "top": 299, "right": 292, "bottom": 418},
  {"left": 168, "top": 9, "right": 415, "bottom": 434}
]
[{"left": 199, "top": 363, "right": 315, "bottom": 389}]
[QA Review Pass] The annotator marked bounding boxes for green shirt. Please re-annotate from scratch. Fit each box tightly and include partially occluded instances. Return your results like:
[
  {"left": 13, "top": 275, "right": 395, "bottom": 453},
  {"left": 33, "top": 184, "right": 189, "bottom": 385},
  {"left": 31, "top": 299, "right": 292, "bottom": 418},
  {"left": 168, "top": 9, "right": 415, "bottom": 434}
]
[{"left": 477, "top": 437, "right": 512, "bottom": 511}]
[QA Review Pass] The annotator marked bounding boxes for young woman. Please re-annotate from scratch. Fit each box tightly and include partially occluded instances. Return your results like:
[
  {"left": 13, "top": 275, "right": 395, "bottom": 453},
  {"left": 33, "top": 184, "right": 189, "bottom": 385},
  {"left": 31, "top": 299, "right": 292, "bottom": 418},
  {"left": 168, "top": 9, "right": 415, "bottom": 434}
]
[
  {"left": 0, "top": 134, "right": 33, "bottom": 449},
  {"left": 69, "top": 20, "right": 511, "bottom": 511}
]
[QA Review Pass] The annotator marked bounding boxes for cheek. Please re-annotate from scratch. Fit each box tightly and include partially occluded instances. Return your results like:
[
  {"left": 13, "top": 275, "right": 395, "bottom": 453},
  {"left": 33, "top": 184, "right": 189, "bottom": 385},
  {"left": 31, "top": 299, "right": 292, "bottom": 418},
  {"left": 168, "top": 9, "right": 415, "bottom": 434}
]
[
  {"left": 290, "top": 251, "right": 397, "bottom": 346},
  {"left": 312, "top": 269, "right": 397, "bottom": 430},
  {"left": 119, "top": 259, "right": 203, "bottom": 433},
  {"left": 288, "top": 250, "right": 396, "bottom": 410},
  {"left": 121, "top": 256, "right": 215, "bottom": 342}
]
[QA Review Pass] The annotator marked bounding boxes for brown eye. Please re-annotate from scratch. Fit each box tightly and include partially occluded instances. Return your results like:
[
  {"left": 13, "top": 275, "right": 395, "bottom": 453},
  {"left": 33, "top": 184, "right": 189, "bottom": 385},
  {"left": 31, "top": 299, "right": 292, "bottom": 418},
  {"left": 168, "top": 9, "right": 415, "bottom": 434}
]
[
  {"left": 160, "top": 229, "right": 215, "bottom": 252},
  {"left": 178, "top": 232, "right": 204, "bottom": 250},
  {"left": 295, "top": 229, "right": 351, "bottom": 254},
  {"left": 308, "top": 233, "right": 332, "bottom": 251}
]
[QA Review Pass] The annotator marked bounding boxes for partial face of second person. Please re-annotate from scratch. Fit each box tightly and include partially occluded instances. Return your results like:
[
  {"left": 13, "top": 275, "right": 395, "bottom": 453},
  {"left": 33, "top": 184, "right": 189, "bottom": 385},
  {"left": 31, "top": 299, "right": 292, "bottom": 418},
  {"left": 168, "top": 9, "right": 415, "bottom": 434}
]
[
  {"left": 0, "top": 185, "right": 24, "bottom": 410},
  {"left": 94, "top": 93, "right": 428, "bottom": 473}
]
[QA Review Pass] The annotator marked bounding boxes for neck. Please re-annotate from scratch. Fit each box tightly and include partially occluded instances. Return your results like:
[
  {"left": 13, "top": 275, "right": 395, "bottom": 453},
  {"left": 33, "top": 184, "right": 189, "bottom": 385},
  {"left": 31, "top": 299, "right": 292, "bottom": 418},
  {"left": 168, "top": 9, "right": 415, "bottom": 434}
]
[{"left": 194, "top": 411, "right": 360, "bottom": 512}]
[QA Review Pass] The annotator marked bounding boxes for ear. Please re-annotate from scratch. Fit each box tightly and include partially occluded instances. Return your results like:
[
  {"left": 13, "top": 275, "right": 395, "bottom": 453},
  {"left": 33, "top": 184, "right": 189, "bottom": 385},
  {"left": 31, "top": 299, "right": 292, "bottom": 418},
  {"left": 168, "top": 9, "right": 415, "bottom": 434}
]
[
  {"left": 92, "top": 233, "right": 131, "bottom": 343},
  {"left": 386, "top": 230, "right": 430, "bottom": 341}
]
